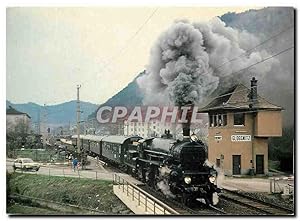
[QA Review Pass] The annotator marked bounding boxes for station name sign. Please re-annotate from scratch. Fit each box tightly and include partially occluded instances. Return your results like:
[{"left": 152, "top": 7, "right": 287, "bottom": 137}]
[{"left": 231, "top": 135, "right": 251, "bottom": 142}]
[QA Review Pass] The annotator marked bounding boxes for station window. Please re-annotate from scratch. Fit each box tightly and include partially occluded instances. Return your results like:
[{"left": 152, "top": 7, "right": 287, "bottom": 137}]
[
  {"left": 234, "top": 113, "right": 245, "bottom": 126},
  {"left": 218, "top": 115, "right": 222, "bottom": 126},
  {"left": 209, "top": 115, "right": 213, "bottom": 127},
  {"left": 223, "top": 114, "right": 227, "bottom": 126},
  {"left": 213, "top": 115, "right": 217, "bottom": 127},
  {"left": 210, "top": 114, "right": 227, "bottom": 127}
]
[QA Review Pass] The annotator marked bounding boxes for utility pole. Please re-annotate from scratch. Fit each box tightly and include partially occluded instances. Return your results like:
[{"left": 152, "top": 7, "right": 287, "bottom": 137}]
[
  {"left": 42, "top": 104, "right": 47, "bottom": 148},
  {"left": 37, "top": 109, "right": 41, "bottom": 135},
  {"left": 76, "top": 85, "right": 81, "bottom": 158}
]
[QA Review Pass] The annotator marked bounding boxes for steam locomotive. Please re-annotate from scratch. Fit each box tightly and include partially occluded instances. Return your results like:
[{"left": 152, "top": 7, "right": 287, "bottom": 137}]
[{"left": 70, "top": 132, "right": 220, "bottom": 206}]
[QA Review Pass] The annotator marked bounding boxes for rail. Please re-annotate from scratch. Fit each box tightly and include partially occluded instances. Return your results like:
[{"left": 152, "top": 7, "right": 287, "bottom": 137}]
[
  {"left": 113, "top": 174, "right": 179, "bottom": 215},
  {"left": 221, "top": 188, "right": 294, "bottom": 215}
]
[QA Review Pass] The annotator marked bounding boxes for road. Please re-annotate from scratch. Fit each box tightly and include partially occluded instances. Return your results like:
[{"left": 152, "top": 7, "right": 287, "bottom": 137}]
[
  {"left": 7, "top": 157, "right": 294, "bottom": 192},
  {"left": 6, "top": 157, "right": 140, "bottom": 183}
]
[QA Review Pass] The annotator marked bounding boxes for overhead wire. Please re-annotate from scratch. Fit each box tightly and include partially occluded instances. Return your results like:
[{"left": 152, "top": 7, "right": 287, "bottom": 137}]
[
  {"left": 201, "top": 45, "right": 294, "bottom": 90},
  {"left": 80, "top": 7, "right": 159, "bottom": 87},
  {"left": 213, "top": 25, "right": 294, "bottom": 70}
]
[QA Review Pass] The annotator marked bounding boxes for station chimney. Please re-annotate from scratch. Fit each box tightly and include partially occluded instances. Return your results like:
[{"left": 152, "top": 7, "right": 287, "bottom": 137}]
[{"left": 248, "top": 77, "right": 258, "bottom": 109}]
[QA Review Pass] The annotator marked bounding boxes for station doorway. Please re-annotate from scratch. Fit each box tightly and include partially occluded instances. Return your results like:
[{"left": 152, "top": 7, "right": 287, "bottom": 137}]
[
  {"left": 256, "top": 155, "right": 264, "bottom": 174},
  {"left": 232, "top": 155, "right": 241, "bottom": 175}
]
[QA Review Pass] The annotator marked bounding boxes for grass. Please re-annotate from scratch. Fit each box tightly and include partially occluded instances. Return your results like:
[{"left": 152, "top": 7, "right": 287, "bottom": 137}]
[
  {"left": 7, "top": 173, "right": 131, "bottom": 215},
  {"left": 8, "top": 203, "right": 74, "bottom": 215}
]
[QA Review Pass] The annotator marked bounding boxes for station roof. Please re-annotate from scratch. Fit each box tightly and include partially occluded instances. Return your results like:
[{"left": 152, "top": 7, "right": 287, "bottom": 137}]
[{"left": 199, "top": 84, "right": 282, "bottom": 113}]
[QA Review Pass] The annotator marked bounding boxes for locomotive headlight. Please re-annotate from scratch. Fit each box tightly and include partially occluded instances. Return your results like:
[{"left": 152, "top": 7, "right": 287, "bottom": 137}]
[
  {"left": 184, "top": 176, "right": 192, "bottom": 184},
  {"left": 209, "top": 175, "right": 216, "bottom": 183}
]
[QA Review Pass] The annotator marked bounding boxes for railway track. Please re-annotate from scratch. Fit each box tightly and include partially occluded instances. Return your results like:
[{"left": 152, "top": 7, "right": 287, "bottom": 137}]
[{"left": 220, "top": 189, "right": 294, "bottom": 215}]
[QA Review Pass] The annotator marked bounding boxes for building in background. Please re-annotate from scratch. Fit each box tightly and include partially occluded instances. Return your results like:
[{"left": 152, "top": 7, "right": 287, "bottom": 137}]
[
  {"left": 6, "top": 106, "right": 31, "bottom": 133},
  {"left": 123, "top": 120, "right": 180, "bottom": 138},
  {"left": 199, "top": 77, "right": 282, "bottom": 176}
]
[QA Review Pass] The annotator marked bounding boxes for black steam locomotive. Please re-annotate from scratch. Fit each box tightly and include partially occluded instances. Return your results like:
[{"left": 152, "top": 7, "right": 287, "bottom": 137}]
[{"left": 70, "top": 132, "right": 220, "bottom": 206}]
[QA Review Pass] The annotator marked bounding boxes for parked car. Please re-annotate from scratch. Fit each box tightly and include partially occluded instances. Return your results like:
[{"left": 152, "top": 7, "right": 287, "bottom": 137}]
[{"left": 13, "top": 158, "right": 40, "bottom": 171}]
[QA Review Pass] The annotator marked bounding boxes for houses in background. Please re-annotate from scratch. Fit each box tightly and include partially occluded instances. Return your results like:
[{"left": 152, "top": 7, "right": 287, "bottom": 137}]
[
  {"left": 123, "top": 120, "right": 178, "bottom": 138},
  {"left": 6, "top": 106, "right": 31, "bottom": 133}
]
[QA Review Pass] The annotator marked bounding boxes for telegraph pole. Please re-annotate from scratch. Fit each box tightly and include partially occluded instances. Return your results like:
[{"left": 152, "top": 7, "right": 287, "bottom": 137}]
[
  {"left": 37, "top": 109, "right": 41, "bottom": 135},
  {"left": 42, "top": 104, "right": 47, "bottom": 148},
  {"left": 76, "top": 85, "right": 81, "bottom": 158}
]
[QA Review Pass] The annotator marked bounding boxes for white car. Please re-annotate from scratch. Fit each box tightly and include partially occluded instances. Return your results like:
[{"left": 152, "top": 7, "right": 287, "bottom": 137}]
[{"left": 13, "top": 158, "right": 40, "bottom": 171}]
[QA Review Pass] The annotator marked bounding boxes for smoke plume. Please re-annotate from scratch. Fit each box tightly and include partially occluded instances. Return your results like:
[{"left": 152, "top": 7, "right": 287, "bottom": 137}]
[
  {"left": 157, "top": 166, "right": 176, "bottom": 198},
  {"left": 137, "top": 17, "right": 278, "bottom": 107},
  {"left": 220, "top": 7, "right": 294, "bottom": 127}
]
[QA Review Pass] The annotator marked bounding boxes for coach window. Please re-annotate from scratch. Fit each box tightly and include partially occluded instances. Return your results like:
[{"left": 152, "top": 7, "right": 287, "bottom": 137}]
[{"left": 234, "top": 113, "right": 245, "bottom": 126}]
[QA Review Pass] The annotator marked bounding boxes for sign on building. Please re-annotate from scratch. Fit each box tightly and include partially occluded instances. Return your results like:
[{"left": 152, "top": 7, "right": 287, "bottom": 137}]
[{"left": 231, "top": 135, "right": 251, "bottom": 142}]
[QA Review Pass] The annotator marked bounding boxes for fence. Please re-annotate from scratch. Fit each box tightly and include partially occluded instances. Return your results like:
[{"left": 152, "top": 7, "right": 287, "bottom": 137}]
[
  {"left": 13, "top": 165, "right": 114, "bottom": 181},
  {"left": 269, "top": 177, "right": 294, "bottom": 195},
  {"left": 8, "top": 149, "right": 66, "bottom": 162},
  {"left": 113, "top": 174, "right": 179, "bottom": 215}
]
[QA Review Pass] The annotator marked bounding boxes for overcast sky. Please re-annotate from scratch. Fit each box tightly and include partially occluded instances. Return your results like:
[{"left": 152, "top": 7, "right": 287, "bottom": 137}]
[{"left": 6, "top": 7, "right": 257, "bottom": 105}]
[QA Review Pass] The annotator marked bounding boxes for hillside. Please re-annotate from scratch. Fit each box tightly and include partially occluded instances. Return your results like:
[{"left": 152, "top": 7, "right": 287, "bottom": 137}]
[
  {"left": 6, "top": 100, "right": 98, "bottom": 126},
  {"left": 88, "top": 71, "right": 144, "bottom": 119},
  {"left": 220, "top": 7, "right": 294, "bottom": 126}
]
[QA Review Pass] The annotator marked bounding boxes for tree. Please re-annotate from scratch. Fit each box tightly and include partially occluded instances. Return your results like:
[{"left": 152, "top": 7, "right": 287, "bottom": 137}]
[{"left": 268, "top": 127, "right": 294, "bottom": 172}]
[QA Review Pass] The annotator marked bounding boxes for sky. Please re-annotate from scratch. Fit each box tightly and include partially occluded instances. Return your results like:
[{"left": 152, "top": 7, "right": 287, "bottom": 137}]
[{"left": 6, "top": 7, "right": 260, "bottom": 105}]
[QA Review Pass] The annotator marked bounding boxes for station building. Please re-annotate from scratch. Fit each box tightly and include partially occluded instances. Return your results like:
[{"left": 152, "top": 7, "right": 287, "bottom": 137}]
[{"left": 199, "top": 77, "right": 282, "bottom": 176}]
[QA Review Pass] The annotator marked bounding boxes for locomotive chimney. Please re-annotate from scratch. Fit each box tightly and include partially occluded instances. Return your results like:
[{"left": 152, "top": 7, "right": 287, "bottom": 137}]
[{"left": 180, "top": 103, "right": 193, "bottom": 140}]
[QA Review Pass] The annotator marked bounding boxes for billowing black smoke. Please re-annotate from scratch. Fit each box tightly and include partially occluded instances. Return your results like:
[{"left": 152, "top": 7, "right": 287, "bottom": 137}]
[{"left": 137, "top": 17, "right": 277, "bottom": 108}]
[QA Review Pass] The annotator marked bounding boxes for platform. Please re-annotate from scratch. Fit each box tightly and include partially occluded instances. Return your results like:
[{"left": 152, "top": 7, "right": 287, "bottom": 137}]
[{"left": 113, "top": 174, "right": 179, "bottom": 215}]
